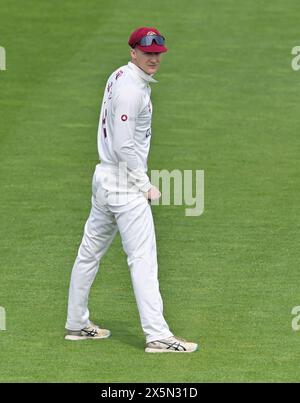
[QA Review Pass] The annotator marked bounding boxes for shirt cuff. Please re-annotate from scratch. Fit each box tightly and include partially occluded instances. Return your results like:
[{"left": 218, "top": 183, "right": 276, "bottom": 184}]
[
  {"left": 139, "top": 181, "right": 152, "bottom": 193},
  {"left": 128, "top": 169, "right": 151, "bottom": 192}
]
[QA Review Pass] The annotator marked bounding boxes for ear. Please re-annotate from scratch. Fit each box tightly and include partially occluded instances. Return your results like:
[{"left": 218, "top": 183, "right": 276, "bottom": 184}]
[{"left": 130, "top": 48, "right": 137, "bottom": 59}]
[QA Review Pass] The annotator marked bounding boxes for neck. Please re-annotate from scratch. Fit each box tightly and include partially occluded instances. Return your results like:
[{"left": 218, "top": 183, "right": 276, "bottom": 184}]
[{"left": 131, "top": 60, "right": 152, "bottom": 76}]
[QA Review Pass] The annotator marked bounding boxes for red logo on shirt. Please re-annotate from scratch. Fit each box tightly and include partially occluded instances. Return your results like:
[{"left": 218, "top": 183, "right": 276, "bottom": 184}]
[{"left": 121, "top": 114, "right": 128, "bottom": 121}]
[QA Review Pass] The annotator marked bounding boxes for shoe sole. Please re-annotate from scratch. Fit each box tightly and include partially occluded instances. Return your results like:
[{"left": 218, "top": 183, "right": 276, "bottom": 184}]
[
  {"left": 65, "top": 333, "right": 111, "bottom": 341},
  {"left": 145, "top": 345, "right": 199, "bottom": 353}
]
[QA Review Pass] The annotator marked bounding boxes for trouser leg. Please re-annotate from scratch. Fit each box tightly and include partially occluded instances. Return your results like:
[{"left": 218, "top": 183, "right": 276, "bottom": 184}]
[
  {"left": 66, "top": 196, "right": 118, "bottom": 330},
  {"left": 113, "top": 196, "right": 173, "bottom": 343}
]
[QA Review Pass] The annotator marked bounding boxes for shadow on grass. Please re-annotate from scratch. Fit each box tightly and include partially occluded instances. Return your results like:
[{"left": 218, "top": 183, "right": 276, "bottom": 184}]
[{"left": 94, "top": 318, "right": 145, "bottom": 351}]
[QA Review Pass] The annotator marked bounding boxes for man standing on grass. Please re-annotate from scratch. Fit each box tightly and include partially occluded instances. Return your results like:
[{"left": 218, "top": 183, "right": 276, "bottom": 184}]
[{"left": 65, "top": 27, "right": 198, "bottom": 353}]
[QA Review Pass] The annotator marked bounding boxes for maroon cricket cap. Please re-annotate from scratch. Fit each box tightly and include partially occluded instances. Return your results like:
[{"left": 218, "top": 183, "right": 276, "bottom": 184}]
[{"left": 128, "top": 27, "right": 168, "bottom": 53}]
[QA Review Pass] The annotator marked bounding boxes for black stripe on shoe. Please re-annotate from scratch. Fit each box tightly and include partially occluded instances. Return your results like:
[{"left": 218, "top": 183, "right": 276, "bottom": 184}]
[
  {"left": 158, "top": 340, "right": 187, "bottom": 351},
  {"left": 81, "top": 328, "right": 98, "bottom": 337}
]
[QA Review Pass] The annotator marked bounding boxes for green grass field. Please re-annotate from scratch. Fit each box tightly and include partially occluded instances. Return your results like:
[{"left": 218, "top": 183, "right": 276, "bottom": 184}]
[{"left": 1, "top": 0, "right": 300, "bottom": 383}]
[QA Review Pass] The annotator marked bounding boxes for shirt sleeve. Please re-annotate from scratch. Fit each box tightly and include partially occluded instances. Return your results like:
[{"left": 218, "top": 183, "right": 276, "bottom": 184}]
[{"left": 112, "top": 87, "right": 151, "bottom": 192}]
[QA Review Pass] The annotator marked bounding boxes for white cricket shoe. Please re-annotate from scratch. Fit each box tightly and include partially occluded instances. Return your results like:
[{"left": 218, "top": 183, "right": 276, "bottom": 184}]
[
  {"left": 145, "top": 336, "right": 199, "bottom": 353},
  {"left": 65, "top": 322, "right": 111, "bottom": 340}
]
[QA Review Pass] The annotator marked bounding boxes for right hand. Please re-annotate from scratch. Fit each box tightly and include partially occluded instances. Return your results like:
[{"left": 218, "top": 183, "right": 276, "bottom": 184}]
[{"left": 144, "top": 185, "right": 161, "bottom": 202}]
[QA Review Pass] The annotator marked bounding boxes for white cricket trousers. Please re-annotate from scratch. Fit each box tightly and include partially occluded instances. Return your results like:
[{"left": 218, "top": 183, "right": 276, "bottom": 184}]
[{"left": 66, "top": 164, "right": 173, "bottom": 343}]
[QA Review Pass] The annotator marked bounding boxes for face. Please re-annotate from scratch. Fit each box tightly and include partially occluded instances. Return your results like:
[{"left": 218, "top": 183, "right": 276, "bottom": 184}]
[{"left": 130, "top": 48, "right": 163, "bottom": 75}]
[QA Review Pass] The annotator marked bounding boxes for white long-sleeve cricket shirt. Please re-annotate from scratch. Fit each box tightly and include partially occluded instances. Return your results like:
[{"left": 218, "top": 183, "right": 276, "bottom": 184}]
[{"left": 97, "top": 61, "right": 157, "bottom": 193}]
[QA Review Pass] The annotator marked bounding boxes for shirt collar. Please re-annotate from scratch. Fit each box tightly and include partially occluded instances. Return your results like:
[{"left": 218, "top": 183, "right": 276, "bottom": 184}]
[{"left": 127, "top": 61, "right": 158, "bottom": 84}]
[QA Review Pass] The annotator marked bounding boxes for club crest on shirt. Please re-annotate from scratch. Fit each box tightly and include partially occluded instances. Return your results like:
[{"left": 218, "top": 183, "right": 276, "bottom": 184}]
[{"left": 121, "top": 114, "right": 128, "bottom": 121}]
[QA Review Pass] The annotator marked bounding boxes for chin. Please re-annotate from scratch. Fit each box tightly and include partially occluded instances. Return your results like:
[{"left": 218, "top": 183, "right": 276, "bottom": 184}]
[{"left": 147, "top": 67, "right": 158, "bottom": 74}]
